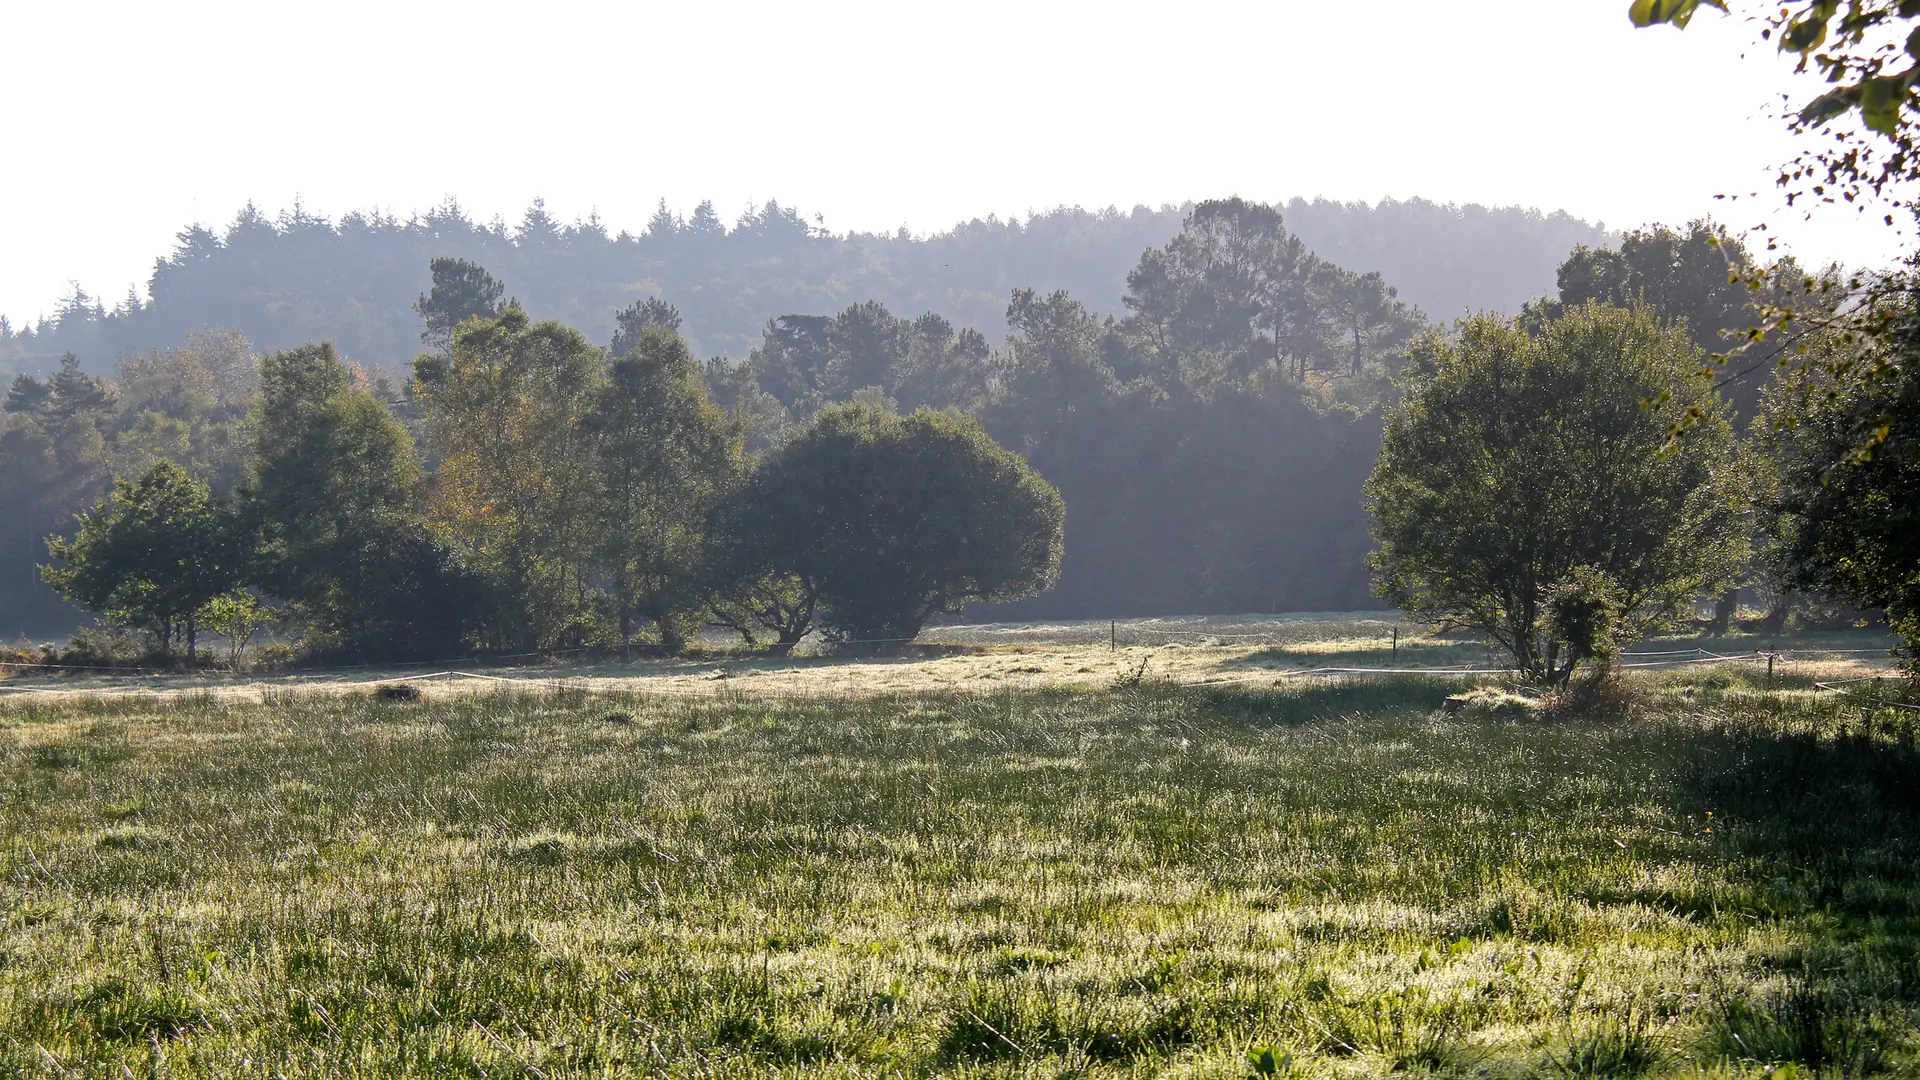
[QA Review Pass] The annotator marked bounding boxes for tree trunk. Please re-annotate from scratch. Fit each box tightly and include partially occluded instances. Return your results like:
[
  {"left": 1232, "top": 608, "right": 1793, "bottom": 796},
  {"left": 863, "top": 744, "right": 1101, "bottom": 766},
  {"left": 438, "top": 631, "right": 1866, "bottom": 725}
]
[
  {"left": 775, "top": 583, "right": 816, "bottom": 652},
  {"left": 657, "top": 612, "right": 687, "bottom": 654},
  {"left": 1761, "top": 591, "right": 1793, "bottom": 638},
  {"left": 1708, "top": 587, "right": 1739, "bottom": 637}
]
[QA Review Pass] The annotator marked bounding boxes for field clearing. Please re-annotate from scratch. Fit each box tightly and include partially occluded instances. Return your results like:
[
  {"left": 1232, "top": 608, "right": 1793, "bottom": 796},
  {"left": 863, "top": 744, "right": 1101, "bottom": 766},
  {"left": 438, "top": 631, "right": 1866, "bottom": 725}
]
[
  {"left": 0, "top": 635, "right": 1917, "bottom": 1077},
  {"left": 0, "top": 614, "right": 1902, "bottom": 702}
]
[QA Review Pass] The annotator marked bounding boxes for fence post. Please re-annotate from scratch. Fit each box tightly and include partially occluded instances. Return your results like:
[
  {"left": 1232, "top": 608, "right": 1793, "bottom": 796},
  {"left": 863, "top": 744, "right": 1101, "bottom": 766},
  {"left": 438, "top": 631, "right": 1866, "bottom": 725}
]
[
  {"left": 1392, "top": 627, "right": 1399, "bottom": 666},
  {"left": 1110, "top": 620, "right": 1116, "bottom": 652},
  {"left": 1766, "top": 652, "right": 1775, "bottom": 688}
]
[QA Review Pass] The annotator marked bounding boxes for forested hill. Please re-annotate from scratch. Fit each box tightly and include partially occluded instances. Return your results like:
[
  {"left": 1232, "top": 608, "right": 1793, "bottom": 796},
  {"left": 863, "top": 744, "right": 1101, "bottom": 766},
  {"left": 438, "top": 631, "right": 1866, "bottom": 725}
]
[{"left": 1, "top": 197, "right": 1612, "bottom": 375}]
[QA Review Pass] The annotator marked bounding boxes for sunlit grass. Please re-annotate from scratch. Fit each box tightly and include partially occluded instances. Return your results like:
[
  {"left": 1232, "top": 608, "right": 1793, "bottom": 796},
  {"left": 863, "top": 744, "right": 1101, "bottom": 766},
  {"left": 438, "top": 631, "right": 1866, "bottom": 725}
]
[
  {"left": 0, "top": 615, "right": 1898, "bottom": 702},
  {"left": 0, "top": 672, "right": 1915, "bottom": 1077}
]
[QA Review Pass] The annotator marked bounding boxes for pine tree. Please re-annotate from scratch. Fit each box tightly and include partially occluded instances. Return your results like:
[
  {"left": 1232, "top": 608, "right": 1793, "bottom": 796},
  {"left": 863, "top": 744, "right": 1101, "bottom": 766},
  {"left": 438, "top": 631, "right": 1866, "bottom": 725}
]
[
  {"left": 413, "top": 258, "right": 505, "bottom": 351},
  {"left": 611, "top": 297, "right": 682, "bottom": 355},
  {"left": 644, "top": 199, "right": 680, "bottom": 239}
]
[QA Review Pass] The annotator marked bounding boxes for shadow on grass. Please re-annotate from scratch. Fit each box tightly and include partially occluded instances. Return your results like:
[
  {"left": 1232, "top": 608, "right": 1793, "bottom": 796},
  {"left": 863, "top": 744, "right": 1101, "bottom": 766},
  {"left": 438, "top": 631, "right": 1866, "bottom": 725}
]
[
  {"left": 1172, "top": 676, "right": 1920, "bottom": 928},
  {"left": 1674, "top": 717, "right": 1920, "bottom": 924},
  {"left": 1163, "top": 676, "right": 1488, "bottom": 726},
  {"left": 1576, "top": 703, "right": 1920, "bottom": 1072}
]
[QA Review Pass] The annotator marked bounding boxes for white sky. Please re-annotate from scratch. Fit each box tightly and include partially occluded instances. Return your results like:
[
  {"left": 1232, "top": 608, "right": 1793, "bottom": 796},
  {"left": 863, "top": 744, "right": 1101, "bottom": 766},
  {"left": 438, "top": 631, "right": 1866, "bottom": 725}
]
[{"left": 1, "top": 0, "right": 1907, "bottom": 326}]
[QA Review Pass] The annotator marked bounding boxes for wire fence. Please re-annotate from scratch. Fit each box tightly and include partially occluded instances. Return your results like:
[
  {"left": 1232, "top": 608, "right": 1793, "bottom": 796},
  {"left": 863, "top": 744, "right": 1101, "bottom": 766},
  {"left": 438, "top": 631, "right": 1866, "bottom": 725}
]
[{"left": 1812, "top": 673, "right": 1920, "bottom": 712}]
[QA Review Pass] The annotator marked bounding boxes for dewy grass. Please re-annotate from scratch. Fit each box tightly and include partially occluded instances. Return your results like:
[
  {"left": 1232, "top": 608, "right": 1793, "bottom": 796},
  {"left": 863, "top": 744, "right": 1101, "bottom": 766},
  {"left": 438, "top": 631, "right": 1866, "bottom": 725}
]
[
  {"left": 0, "top": 675, "right": 1916, "bottom": 1077},
  {"left": 0, "top": 614, "right": 1897, "bottom": 702}
]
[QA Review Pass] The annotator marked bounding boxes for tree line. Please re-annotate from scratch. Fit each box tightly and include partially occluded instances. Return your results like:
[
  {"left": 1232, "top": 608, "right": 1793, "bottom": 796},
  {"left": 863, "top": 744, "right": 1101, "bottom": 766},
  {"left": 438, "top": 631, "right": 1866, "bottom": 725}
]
[
  {"left": 0, "top": 196, "right": 1609, "bottom": 380},
  {"left": 37, "top": 310, "right": 1065, "bottom": 661},
  {"left": 11, "top": 198, "right": 1908, "bottom": 670},
  {"left": 5, "top": 198, "right": 1431, "bottom": 645}
]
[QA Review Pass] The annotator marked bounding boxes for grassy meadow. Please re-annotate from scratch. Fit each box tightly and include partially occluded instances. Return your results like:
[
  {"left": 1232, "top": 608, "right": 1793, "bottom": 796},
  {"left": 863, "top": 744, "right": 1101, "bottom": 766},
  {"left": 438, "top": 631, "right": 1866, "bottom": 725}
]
[
  {"left": 1, "top": 664, "right": 1917, "bottom": 1077},
  {"left": 4, "top": 613, "right": 1895, "bottom": 700}
]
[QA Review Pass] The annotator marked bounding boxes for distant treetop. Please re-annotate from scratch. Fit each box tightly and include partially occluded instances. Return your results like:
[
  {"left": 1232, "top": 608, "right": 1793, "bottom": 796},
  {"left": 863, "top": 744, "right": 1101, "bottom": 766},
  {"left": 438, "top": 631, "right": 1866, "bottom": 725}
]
[{"left": 1, "top": 196, "right": 1612, "bottom": 379}]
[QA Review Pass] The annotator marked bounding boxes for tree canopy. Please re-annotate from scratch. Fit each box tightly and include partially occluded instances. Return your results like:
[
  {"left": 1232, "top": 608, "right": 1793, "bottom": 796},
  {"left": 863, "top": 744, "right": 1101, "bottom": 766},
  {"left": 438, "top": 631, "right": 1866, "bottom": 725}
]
[
  {"left": 743, "top": 405, "right": 1065, "bottom": 642},
  {"left": 247, "top": 342, "right": 477, "bottom": 659},
  {"left": 1538, "top": 220, "right": 1809, "bottom": 420},
  {"left": 414, "top": 256, "right": 505, "bottom": 351},
  {"left": 1366, "top": 303, "right": 1748, "bottom": 683},
  {"left": 413, "top": 307, "right": 606, "bottom": 650},
  {"left": 1, "top": 336, "right": 255, "bottom": 636},
  {"left": 22, "top": 192, "right": 1878, "bottom": 658},
  {"left": 0, "top": 197, "right": 1610, "bottom": 382},
  {"left": 41, "top": 460, "right": 243, "bottom": 658},
  {"left": 1759, "top": 294, "right": 1920, "bottom": 668},
  {"left": 590, "top": 324, "right": 739, "bottom": 652},
  {"left": 1119, "top": 198, "right": 1426, "bottom": 388}
]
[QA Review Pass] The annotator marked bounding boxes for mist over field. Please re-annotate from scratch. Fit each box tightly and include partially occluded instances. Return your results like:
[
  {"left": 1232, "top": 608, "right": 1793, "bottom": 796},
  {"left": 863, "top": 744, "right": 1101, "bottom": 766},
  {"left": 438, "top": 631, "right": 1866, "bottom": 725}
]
[
  {"left": 5, "top": 3, "right": 1920, "bottom": 1075},
  {"left": 0, "top": 196, "right": 1613, "bottom": 378},
  {"left": 0, "top": 192, "right": 1628, "bottom": 639}
]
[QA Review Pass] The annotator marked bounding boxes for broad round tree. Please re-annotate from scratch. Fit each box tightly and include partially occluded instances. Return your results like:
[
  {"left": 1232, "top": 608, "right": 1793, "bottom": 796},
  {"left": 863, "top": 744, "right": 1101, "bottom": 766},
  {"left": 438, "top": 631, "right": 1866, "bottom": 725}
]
[
  {"left": 43, "top": 460, "right": 245, "bottom": 659},
  {"left": 746, "top": 404, "right": 1064, "bottom": 643},
  {"left": 1365, "top": 303, "right": 1747, "bottom": 683}
]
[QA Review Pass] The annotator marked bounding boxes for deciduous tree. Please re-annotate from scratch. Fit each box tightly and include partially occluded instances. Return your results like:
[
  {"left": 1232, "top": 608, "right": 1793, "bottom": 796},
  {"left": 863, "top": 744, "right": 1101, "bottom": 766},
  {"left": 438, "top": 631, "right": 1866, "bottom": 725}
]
[
  {"left": 1758, "top": 301, "right": 1920, "bottom": 669},
  {"left": 413, "top": 307, "right": 605, "bottom": 649},
  {"left": 1366, "top": 304, "right": 1748, "bottom": 683},
  {"left": 589, "top": 325, "right": 738, "bottom": 654},
  {"left": 42, "top": 460, "right": 243, "bottom": 660},
  {"left": 747, "top": 404, "right": 1064, "bottom": 643},
  {"left": 1632, "top": 1, "right": 1920, "bottom": 205},
  {"left": 706, "top": 474, "right": 822, "bottom": 652},
  {"left": 249, "top": 343, "right": 475, "bottom": 658},
  {"left": 1629, "top": 3, "right": 1920, "bottom": 450}
]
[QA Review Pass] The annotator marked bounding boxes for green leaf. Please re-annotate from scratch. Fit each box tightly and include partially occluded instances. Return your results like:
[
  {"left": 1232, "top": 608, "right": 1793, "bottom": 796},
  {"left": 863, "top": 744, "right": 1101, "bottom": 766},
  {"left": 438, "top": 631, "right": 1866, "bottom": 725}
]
[
  {"left": 1780, "top": 1, "right": 1839, "bottom": 54},
  {"left": 1247, "top": 1046, "right": 1292, "bottom": 1076},
  {"left": 1799, "top": 87, "right": 1858, "bottom": 127},
  {"left": 1860, "top": 75, "right": 1910, "bottom": 135},
  {"left": 1627, "top": 0, "right": 1723, "bottom": 28}
]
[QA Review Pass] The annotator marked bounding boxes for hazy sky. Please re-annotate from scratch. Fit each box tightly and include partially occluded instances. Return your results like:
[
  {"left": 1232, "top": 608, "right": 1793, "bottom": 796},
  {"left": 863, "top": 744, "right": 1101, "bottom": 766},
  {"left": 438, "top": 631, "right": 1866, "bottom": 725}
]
[{"left": 2, "top": 0, "right": 1905, "bottom": 326}]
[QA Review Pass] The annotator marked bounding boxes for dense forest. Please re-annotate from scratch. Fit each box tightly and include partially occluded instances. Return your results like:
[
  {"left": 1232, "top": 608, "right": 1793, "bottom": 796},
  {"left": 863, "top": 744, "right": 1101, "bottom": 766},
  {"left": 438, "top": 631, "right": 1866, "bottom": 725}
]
[
  {"left": 3, "top": 197, "right": 1786, "bottom": 649},
  {"left": 0, "top": 197, "right": 1611, "bottom": 378}
]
